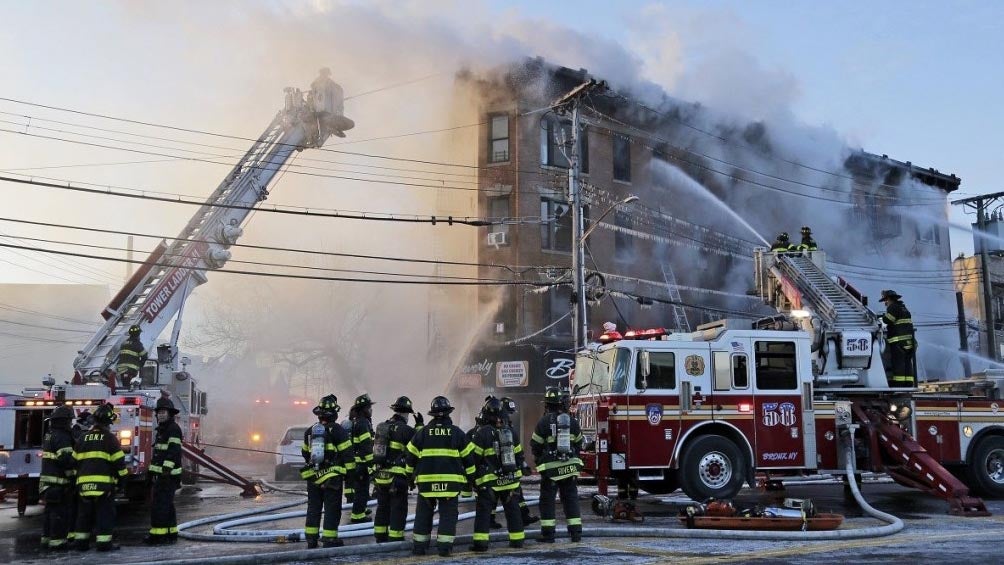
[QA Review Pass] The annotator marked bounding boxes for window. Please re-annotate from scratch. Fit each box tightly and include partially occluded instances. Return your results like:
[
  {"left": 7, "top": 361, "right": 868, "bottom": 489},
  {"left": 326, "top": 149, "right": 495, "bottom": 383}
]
[
  {"left": 615, "top": 210, "right": 633, "bottom": 259},
  {"left": 713, "top": 351, "right": 730, "bottom": 391},
  {"left": 613, "top": 134, "right": 631, "bottom": 182},
  {"left": 754, "top": 341, "right": 798, "bottom": 390},
  {"left": 541, "top": 116, "right": 571, "bottom": 168},
  {"left": 917, "top": 223, "right": 941, "bottom": 245},
  {"left": 577, "top": 347, "right": 630, "bottom": 394},
  {"left": 488, "top": 114, "right": 509, "bottom": 163},
  {"left": 733, "top": 354, "right": 749, "bottom": 388},
  {"left": 637, "top": 351, "right": 675, "bottom": 390},
  {"left": 488, "top": 195, "right": 510, "bottom": 234},
  {"left": 540, "top": 198, "right": 588, "bottom": 252},
  {"left": 544, "top": 286, "right": 572, "bottom": 337}
]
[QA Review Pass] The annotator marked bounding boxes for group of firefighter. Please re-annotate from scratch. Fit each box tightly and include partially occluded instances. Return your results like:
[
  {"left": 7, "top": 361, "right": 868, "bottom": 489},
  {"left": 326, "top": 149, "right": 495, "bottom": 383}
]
[
  {"left": 301, "top": 386, "right": 583, "bottom": 556},
  {"left": 38, "top": 393, "right": 184, "bottom": 551},
  {"left": 769, "top": 226, "right": 917, "bottom": 386}
]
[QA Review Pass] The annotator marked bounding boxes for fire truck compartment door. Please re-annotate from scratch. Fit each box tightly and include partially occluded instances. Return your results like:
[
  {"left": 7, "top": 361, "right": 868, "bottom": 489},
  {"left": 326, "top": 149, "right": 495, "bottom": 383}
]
[{"left": 751, "top": 339, "right": 806, "bottom": 468}]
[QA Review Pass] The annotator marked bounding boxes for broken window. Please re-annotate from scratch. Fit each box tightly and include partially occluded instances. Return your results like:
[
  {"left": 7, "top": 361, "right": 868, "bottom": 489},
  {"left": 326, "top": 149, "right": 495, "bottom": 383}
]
[
  {"left": 541, "top": 116, "right": 572, "bottom": 168},
  {"left": 488, "top": 114, "right": 509, "bottom": 163}
]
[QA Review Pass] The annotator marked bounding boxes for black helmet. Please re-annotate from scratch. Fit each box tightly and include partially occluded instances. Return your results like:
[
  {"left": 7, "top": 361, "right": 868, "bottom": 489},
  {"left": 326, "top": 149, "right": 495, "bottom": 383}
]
[
  {"left": 390, "top": 396, "right": 414, "bottom": 414},
  {"left": 46, "top": 405, "right": 74, "bottom": 422},
  {"left": 353, "top": 393, "right": 374, "bottom": 409},
  {"left": 800, "top": 226, "right": 812, "bottom": 234},
  {"left": 76, "top": 409, "right": 93, "bottom": 425},
  {"left": 481, "top": 397, "right": 503, "bottom": 421},
  {"left": 156, "top": 397, "right": 180, "bottom": 415},
  {"left": 93, "top": 403, "right": 117, "bottom": 425},
  {"left": 778, "top": 232, "right": 790, "bottom": 242},
  {"left": 880, "top": 289, "right": 902, "bottom": 302},
  {"left": 128, "top": 324, "right": 141, "bottom": 336},
  {"left": 544, "top": 387, "right": 562, "bottom": 406},
  {"left": 428, "top": 396, "right": 454, "bottom": 416},
  {"left": 500, "top": 396, "right": 517, "bottom": 414},
  {"left": 313, "top": 394, "right": 340, "bottom": 418}
]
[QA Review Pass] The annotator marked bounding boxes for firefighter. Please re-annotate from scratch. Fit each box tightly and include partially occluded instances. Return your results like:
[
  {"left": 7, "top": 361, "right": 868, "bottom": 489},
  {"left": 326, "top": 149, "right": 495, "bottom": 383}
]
[
  {"left": 532, "top": 386, "right": 584, "bottom": 543},
  {"left": 40, "top": 405, "right": 76, "bottom": 551},
  {"left": 770, "top": 232, "right": 794, "bottom": 252},
  {"left": 797, "top": 226, "right": 818, "bottom": 251},
  {"left": 372, "top": 395, "right": 423, "bottom": 543},
  {"left": 144, "top": 396, "right": 183, "bottom": 545},
  {"left": 469, "top": 397, "right": 525, "bottom": 552},
  {"left": 881, "top": 289, "right": 917, "bottom": 387},
  {"left": 72, "top": 403, "right": 126, "bottom": 552},
  {"left": 405, "top": 396, "right": 477, "bottom": 557},
  {"left": 116, "top": 325, "right": 147, "bottom": 389},
  {"left": 500, "top": 396, "right": 538, "bottom": 526},
  {"left": 301, "top": 394, "right": 352, "bottom": 548},
  {"left": 347, "top": 393, "right": 375, "bottom": 524},
  {"left": 466, "top": 397, "right": 502, "bottom": 529}
]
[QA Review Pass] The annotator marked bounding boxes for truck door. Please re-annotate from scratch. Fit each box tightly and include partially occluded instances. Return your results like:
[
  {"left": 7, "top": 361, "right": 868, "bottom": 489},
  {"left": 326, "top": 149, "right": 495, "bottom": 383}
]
[
  {"left": 751, "top": 339, "right": 806, "bottom": 468},
  {"left": 711, "top": 339, "right": 755, "bottom": 452},
  {"left": 678, "top": 345, "right": 714, "bottom": 444},
  {"left": 630, "top": 348, "right": 678, "bottom": 467}
]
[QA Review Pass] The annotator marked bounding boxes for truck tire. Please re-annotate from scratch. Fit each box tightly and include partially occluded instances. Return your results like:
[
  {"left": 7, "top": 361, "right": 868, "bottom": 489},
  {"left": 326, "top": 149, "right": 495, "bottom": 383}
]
[
  {"left": 968, "top": 435, "right": 1004, "bottom": 498},
  {"left": 679, "top": 435, "right": 746, "bottom": 501}
]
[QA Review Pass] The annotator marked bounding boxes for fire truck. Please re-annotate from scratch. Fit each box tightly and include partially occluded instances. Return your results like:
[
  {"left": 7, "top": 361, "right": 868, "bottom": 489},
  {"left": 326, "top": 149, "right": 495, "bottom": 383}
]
[
  {"left": 572, "top": 249, "right": 1002, "bottom": 516},
  {"left": 0, "top": 70, "right": 353, "bottom": 514}
]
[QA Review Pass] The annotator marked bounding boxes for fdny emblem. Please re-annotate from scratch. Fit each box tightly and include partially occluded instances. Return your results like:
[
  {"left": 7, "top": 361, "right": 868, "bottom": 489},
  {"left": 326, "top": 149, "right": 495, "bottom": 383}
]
[
  {"left": 684, "top": 355, "right": 705, "bottom": 376},
  {"left": 762, "top": 402, "right": 798, "bottom": 427},
  {"left": 646, "top": 404, "right": 663, "bottom": 425}
]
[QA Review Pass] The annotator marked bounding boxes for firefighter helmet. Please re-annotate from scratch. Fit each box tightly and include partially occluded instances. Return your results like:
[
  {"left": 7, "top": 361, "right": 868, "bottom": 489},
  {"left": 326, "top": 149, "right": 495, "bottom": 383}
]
[
  {"left": 353, "top": 393, "right": 374, "bottom": 409},
  {"left": 544, "top": 386, "right": 562, "bottom": 406},
  {"left": 46, "top": 405, "right": 74, "bottom": 422},
  {"left": 93, "top": 403, "right": 117, "bottom": 425},
  {"left": 428, "top": 395, "right": 454, "bottom": 416},
  {"left": 128, "top": 324, "right": 141, "bottom": 336},
  {"left": 880, "top": 289, "right": 902, "bottom": 302},
  {"left": 156, "top": 397, "right": 180, "bottom": 415},
  {"left": 390, "top": 395, "right": 414, "bottom": 413},
  {"left": 801, "top": 226, "right": 812, "bottom": 235},
  {"left": 778, "top": 232, "right": 790, "bottom": 242},
  {"left": 500, "top": 396, "right": 517, "bottom": 414},
  {"left": 313, "top": 394, "right": 340, "bottom": 417},
  {"left": 76, "top": 409, "right": 93, "bottom": 425},
  {"left": 482, "top": 397, "right": 503, "bottom": 420}
]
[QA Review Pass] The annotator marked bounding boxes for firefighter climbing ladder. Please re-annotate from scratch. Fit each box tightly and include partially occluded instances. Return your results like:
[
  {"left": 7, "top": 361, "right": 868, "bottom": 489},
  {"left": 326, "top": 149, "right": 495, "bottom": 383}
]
[
  {"left": 771, "top": 253, "right": 877, "bottom": 329},
  {"left": 660, "top": 262, "right": 690, "bottom": 332}
]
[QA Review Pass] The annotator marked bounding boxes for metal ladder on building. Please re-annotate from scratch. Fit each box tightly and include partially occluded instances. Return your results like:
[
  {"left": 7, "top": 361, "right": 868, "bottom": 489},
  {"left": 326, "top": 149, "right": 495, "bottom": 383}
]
[
  {"left": 774, "top": 254, "right": 876, "bottom": 328},
  {"left": 661, "top": 262, "right": 691, "bottom": 333}
]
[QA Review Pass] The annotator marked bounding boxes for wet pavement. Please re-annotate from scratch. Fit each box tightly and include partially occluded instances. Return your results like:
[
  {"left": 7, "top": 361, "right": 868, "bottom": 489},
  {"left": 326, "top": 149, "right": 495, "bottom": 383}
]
[{"left": 4, "top": 460, "right": 1004, "bottom": 564}]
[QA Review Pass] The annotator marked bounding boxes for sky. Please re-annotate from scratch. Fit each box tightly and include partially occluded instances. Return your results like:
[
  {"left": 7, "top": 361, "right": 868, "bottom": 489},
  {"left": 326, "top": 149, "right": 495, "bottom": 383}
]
[{"left": 0, "top": 0, "right": 1001, "bottom": 288}]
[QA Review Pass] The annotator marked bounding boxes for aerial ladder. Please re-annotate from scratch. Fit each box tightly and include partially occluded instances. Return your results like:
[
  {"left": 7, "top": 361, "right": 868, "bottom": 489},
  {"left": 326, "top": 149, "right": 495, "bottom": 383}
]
[
  {"left": 73, "top": 70, "right": 353, "bottom": 384},
  {"left": 755, "top": 248, "right": 989, "bottom": 516}
]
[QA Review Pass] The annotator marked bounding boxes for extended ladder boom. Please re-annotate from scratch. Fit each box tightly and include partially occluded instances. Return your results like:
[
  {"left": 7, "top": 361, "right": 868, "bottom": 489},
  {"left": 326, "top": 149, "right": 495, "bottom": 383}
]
[{"left": 74, "top": 74, "right": 353, "bottom": 379}]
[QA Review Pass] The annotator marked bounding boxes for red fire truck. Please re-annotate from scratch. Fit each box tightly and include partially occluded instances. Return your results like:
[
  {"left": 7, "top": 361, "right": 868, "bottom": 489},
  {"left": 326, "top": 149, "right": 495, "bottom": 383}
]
[
  {"left": 572, "top": 249, "right": 1001, "bottom": 516},
  {"left": 0, "top": 70, "right": 353, "bottom": 513}
]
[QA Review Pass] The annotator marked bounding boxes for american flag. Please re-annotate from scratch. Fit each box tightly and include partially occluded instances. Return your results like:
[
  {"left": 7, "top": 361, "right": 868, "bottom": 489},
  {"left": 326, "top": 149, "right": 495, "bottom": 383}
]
[{"left": 730, "top": 341, "right": 743, "bottom": 353}]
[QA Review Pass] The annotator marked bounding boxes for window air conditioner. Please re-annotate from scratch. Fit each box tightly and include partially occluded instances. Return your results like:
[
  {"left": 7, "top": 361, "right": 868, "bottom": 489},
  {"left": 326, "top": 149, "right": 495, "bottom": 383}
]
[{"left": 487, "top": 231, "right": 508, "bottom": 246}]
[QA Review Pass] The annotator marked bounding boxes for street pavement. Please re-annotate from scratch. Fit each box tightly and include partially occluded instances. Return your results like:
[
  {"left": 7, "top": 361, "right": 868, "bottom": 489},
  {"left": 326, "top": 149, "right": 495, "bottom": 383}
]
[{"left": 3, "top": 459, "right": 1004, "bottom": 564}]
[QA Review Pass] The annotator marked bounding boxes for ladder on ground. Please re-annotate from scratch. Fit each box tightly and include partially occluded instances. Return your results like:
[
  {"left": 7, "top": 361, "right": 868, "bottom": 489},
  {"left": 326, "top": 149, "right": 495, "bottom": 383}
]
[
  {"left": 773, "top": 254, "right": 876, "bottom": 328},
  {"left": 851, "top": 401, "right": 988, "bottom": 517},
  {"left": 661, "top": 262, "right": 690, "bottom": 332},
  {"left": 182, "top": 441, "right": 263, "bottom": 498}
]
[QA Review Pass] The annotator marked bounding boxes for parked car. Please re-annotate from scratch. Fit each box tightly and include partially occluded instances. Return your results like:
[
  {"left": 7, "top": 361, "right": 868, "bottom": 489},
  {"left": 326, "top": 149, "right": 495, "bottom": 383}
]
[{"left": 274, "top": 425, "right": 308, "bottom": 481}]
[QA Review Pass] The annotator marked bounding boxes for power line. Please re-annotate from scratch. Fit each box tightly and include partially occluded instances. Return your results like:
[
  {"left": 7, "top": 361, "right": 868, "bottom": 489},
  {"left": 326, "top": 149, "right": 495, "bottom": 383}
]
[
  {"left": 0, "top": 215, "right": 560, "bottom": 273},
  {"left": 0, "top": 301, "right": 101, "bottom": 326},
  {"left": 0, "top": 173, "right": 525, "bottom": 226},
  {"left": 0, "top": 317, "right": 94, "bottom": 334},
  {"left": 0, "top": 240, "right": 557, "bottom": 287}
]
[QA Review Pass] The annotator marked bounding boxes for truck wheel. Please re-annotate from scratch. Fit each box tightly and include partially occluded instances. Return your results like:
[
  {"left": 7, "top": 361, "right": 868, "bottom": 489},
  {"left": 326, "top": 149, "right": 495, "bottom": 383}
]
[
  {"left": 968, "top": 435, "right": 1004, "bottom": 498},
  {"left": 679, "top": 435, "right": 746, "bottom": 501}
]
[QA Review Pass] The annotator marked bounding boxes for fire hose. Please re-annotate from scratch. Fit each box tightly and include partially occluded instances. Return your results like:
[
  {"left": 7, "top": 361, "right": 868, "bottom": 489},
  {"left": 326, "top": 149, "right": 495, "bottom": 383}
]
[{"left": 136, "top": 429, "right": 901, "bottom": 564}]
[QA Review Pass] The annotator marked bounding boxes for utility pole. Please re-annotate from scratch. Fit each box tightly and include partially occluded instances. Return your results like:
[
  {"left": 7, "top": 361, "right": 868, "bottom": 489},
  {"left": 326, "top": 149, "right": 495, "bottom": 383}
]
[
  {"left": 553, "top": 79, "right": 606, "bottom": 350},
  {"left": 953, "top": 190, "right": 1004, "bottom": 362},
  {"left": 956, "top": 291, "right": 972, "bottom": 378}
]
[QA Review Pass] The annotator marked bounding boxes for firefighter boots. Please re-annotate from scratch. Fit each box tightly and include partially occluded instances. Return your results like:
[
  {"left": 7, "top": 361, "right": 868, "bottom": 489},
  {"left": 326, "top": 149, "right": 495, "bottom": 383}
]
[
  {"left": 539, "top": 527, "right": 555, "bottom": 543},
  {"left": 322, "top": 539, "right": 344, "bottom": 548},
  {"left": 469, "top": 541, "right": 489, "bottom": 552},
  {"left": 374, "top": 533, "right": 389, "bottom": 543},
  {"left": 437, "top": 543, "right": 452, "bottom": 557},
  {"left": 509, "top": 539, "right": 524, "bottom": 549},
  {"left": 412, "top": 542, "right": 428, "bottom": 555},
  {"left": 306, "top": 538, "right": 319, "bottom": 549}
]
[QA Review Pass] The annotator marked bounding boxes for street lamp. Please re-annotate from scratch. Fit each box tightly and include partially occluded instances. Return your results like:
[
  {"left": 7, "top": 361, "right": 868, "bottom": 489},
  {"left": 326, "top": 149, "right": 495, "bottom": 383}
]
[{"left": 574, "top": 194, "right": 640, "bottom": 349}]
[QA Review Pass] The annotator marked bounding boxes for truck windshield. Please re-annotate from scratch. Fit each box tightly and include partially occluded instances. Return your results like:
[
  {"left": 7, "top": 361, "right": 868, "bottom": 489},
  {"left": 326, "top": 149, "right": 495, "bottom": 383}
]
[{"left": 575, "top": 347, "right": 631, "bottom": 394}]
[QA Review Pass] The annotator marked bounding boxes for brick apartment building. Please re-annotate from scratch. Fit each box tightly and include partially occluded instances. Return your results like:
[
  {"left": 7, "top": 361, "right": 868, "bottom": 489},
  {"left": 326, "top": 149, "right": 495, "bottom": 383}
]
[{"left": 450, "top": 59, "right": 961, "bottom": 438}]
